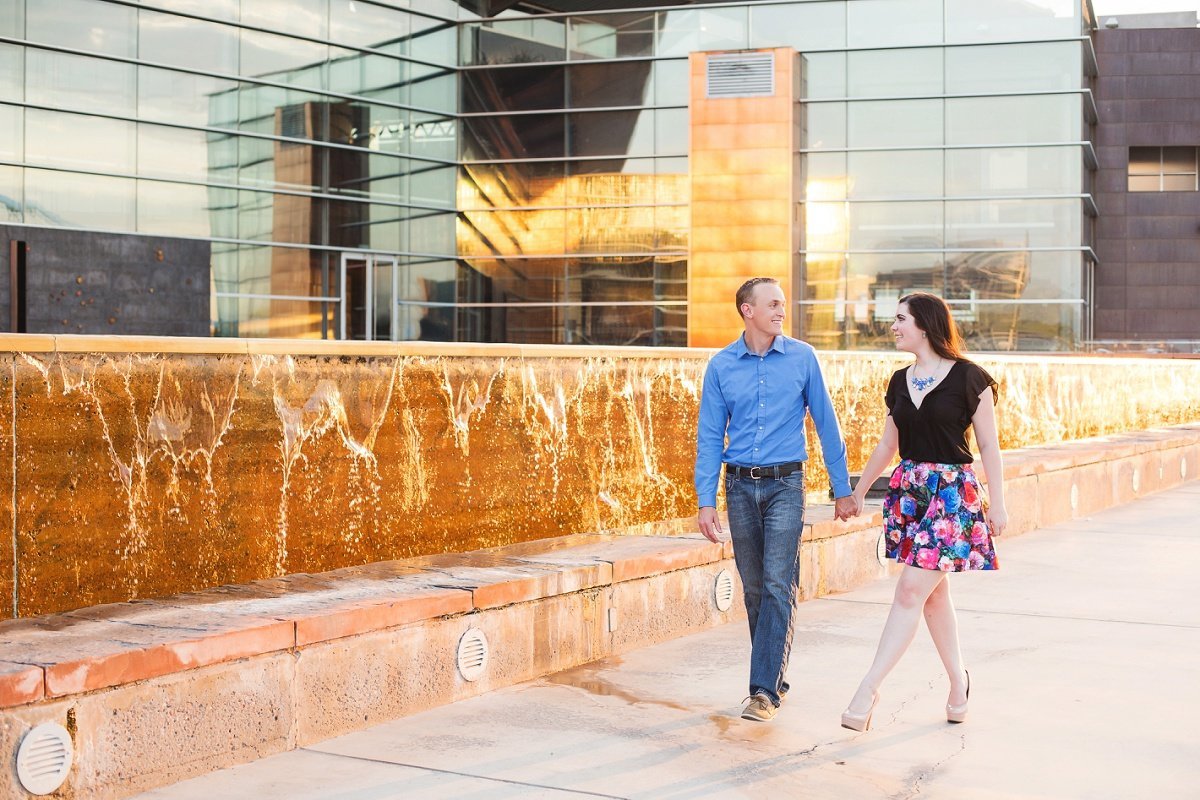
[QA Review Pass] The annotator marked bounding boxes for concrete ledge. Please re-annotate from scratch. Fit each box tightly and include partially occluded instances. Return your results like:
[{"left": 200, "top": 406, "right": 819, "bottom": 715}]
[{"left": 2, "top": 423, "right": 1199, "bottom": 799}]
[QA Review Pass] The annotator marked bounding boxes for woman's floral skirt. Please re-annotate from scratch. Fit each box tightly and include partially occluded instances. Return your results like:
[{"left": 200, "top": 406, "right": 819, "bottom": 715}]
[{"left": 883, "top": 460, "right": 999, "bottom": 572}]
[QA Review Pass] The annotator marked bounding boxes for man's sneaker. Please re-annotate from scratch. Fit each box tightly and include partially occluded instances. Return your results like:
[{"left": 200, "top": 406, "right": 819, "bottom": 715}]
[{"left": 740, "top": 692, "right": 778, "bottom": 722}]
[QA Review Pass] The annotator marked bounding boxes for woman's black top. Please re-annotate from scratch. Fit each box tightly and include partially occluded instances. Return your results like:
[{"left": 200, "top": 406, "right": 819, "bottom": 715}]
[{"left": 885, "top": 360, "right": 998, "bottom": 464}]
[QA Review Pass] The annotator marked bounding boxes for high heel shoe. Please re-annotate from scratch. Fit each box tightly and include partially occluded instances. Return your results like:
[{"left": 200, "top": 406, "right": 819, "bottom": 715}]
[
  {"left": 946, "top": 670, "right": 970, "bottom": 724},
  {"left": 841, "top": 691, "right": 879, "bottom": 732}
]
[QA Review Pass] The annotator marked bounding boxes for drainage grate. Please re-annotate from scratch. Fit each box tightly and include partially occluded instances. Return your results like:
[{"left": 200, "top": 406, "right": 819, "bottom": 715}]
[
  {"left": 714, "top": 569, "right": 735, "bottom": 612},
  {"left": 706, "top": 53, "right": 775, "bottom": 98},
  {"left": 456, "top": 628, "right": 489, "bottom": 682},
  {"left": 16, "top": 722, "right": 73, "bottom": 796}
]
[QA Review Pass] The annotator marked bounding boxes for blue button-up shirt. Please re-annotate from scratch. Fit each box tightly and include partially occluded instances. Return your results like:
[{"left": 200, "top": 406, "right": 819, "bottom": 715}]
[{"left": 694, "top": 334, "right": 851, "bottom": 507}]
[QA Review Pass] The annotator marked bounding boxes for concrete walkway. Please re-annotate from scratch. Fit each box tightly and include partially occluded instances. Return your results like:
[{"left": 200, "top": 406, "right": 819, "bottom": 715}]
[{"left": 135, "top": 481, "right": 1200, "bottom": 800}]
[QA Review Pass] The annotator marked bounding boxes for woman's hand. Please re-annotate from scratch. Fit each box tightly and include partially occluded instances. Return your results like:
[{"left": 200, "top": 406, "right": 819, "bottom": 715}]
[{"left": 987, "top": 503, "right": 1008, "bottom": 537}]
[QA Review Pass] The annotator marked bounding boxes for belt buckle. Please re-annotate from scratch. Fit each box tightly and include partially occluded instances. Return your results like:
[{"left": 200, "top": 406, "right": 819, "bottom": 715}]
[{"left": 748, "top": 466, "right": 762, "bottom": 479}]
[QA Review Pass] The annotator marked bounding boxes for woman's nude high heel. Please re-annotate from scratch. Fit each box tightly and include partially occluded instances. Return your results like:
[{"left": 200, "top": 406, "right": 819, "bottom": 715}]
[
  {"left": 841, "top": 691, "right": 879, "bottom": 732},
  {"left": 946, "top": 670, "right": 970, "bottom": 724}
]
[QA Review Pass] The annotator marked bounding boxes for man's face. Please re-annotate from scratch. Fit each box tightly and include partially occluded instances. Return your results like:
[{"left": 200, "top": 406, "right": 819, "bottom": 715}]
[{"left": 743, "top": 282, "right": 786, "bottom": 336}]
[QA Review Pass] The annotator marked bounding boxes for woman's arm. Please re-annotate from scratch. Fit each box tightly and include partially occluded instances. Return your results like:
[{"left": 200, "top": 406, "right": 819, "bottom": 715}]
[
  {"left": 850, "top": 415, "right": 900, "bottom": 515},
  {"left": 971, "top": 388, "right": 1008, "bottom": 536}
]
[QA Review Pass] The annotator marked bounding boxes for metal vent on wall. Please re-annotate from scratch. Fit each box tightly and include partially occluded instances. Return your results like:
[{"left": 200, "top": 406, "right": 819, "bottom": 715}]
[
  {"left": 457, "top": 628, "right": 489, "bottom": 682},
  {"left": 714, "top": 569, "right": 735, "bottom": 612},
  {"left": 16, "top": 722, "right": 73, "bottom": 796},
  {"left": 706, "top": 53, "right": 776, "bottom": 98}
]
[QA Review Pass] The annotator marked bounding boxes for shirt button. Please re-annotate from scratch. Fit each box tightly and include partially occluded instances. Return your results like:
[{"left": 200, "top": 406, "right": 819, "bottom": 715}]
[{"left": 759, "top": 426, "right": 763, "bottom": 429}]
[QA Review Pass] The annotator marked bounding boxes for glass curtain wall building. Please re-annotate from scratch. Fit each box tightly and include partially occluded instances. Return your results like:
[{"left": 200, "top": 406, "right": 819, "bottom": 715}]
[{"left": 0, "top": 0, "right": 1097, "bottom": 349}]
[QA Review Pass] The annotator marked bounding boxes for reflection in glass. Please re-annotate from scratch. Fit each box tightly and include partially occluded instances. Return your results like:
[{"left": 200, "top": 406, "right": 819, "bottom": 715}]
[
  {"left": 751, "top": 2, "right": 847, "bottom": 52},
  {"left": 568, "top": 13, "right": 654, "bottom": 60},
  {"left": 330, "top": 0, "right": 409, "bottom": 50},
  {"left": 25, "top": 168, "right": 135, "bottom": 231},
  {"left": 803, "top": 102, "right": 846, "bottom": 149},
  {"left": 653, "top": 59, "right": 689, "bottom": 106},
  {"left": 657, "top": 8, "right": 748, "bottom": 57},
  {"left": 462, "top": 65, "right": 563, "bottom": 113},
  {"left": 801, "top": 203, "right": 849, "bottom": 252},
  {"left": 138, "top": 9, "right": 238, "bottom": 74},
  {"left": 848, "top": 100, "right": 943, "bottom": 148},
  {"left": 838, "top": 298, "right": 1080, "bottom": 351},
  {"left": 848, "top": 49, "right": 942, "bottom": 98},
  {"left": 0, "top": 44, "right": 22, "bottom": 102},
  {"left": 946, "top": 146, "right": 1082, "bottom": 196},
  {"left": 137, "top": 180, "right": 212, "bottom": 237},
  {"left": 141, "top": 0, "right": 238, "bottom": 23},
  {"left": 801, "top": 52, "right": 846, "bottom": 100},
  {"left": 241, "top": 0, "right": 328, "bottom": 40},
  {"left": 848, "top": 0, "right": 942, "bottom": 49},
  {"left": 463, "top": 18, "right": 567, "bottom": 65},
  {"left": 25, "top": 109, "right": 135, "bottom": 173},
  {"left": 946, "top": 0, "right": 1079, "bottom": 44},
  {"left": 240, "top": 28, "right": 328, "bottom": 83},
  {"left": 849, "top": 202, "right": 943, "bottom": 251},
  {"left": 26, "top": 50, "right": 135, "bottom": 116},
  {"left": 568, "top": 110, "right": 655, "bottom": 158},
  {"left": 26, "top": 0, "right": 135, "bottom": 57},
  {"left": 946, "top": 198, "right": 1080, "bottom": 249},
  {"left": 568, "top": 61, "right": 653, "bottom": 108},
  {"left": 803, "top": 152, "right": 847, "bottom": 201},
  {"left": 138, "top": 124, "right": 209, "bottom": 182},
  {"left": 0, "top": 0, "right": 23, "bottom": 38},
  {"left": 800, "top": 253, "right": 847, "bottom": 350},
  {"left": 0, "top": 104, "right": 21, "bottom": 160},
  {"left": 849, "top": 150, "right": 942, "bottom": 199},
  {"left": 946, "top": 41, "right": 1080, "bottom": 93},
  {"left": 459, "top": 161, "right": 565, "bottom": 210},
  {"left": 138, "top": 67, "right": 237, "bottom": 127},
  {"left": 947, "top": 94, "right": 1079, "bottom": 145},
  {"left": 463, "top": 113, "right": 562, "bottom": 160}
]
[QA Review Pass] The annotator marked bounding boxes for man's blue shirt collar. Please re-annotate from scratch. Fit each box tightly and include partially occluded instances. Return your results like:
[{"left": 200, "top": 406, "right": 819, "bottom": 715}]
[{"left": 735, "top": 333, "right": 788, "bottom": 358}]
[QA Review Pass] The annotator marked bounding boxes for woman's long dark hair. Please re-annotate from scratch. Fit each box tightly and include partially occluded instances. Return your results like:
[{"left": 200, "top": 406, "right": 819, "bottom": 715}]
[{"left": 898, "top": 292, "right": 966, "bottom": 361}]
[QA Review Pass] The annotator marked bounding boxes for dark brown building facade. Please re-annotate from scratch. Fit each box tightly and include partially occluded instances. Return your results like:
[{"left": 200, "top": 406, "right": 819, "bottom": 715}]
[{"left": 1093, "top": 20, "right": 1200, "bottom": 350}]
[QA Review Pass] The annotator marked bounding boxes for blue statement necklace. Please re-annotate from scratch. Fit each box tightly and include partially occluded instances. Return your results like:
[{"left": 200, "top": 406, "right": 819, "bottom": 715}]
[{"left": 910, "top": 358, "right": 943, "bottom": 392}]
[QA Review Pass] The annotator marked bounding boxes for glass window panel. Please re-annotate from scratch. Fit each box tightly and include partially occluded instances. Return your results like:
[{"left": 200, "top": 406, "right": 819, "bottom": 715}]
[
  {"left": 0, "top": 104, "right": 20, "bottom": 160},
  {"left": 657, "top": 8, "right": 748, "bottom": 57},
  {"left": 409, "top": 211, "right": 455, "bottom": 254},
  {"left": 751, "top": 2, "right": 846, "bottom": 51},
  {"left": 962, "top": 302, "right": 1079, "bottom": 351},
  {"left": 467, "top": 18, "right": 567, "bottom": 65},
  {"left": 463, "top": 112, "right": 562, "bottom": 160},
  {"left": 26, "top": 168, "right": 135, "bottom": 231},
  {"left": 0, "top": 166, "right": 21, "bottom": 223},
  {"left": 1127, "top": 174, "right": 1159, "bottom": 192},
  {"left": 458, "top": 210, "right": 566, "bottom": 257},
  {"left": 655, "top": 205, "right": 688, "bottom": 249},
  {"left": 141, "top": 0, "right": 238, "bottom": 22},
  {"left": 26, "top": 50, "right": 135, "bottom": 116},
  {"left": 409, "top": 15, "right": 455, "bottom": 65},
  {"left": 656, "top": 156, "right": 688, "bottom": 203},
  {"left": 847, "top": 49, "right": 943, "bottom": 98},
  {"left": 567, "top": 110, "right": 654, "bottom": 158},
  {"left": 946, "top": 146, "right": 1082, "bottom": 196},
  {"left": 654, "top": 59, "right": 689, "bottom": 106},
  {"left": 138, "top": 9, "right": 238, "bottom": 74},
  {"left": 329, "top": 50, "right": 406, "bottom": 101},
  {"left": 409, "top": 163, "right": 456, "bottom": 205},
  {"left": 568, "top": 61, "right": 653, "bottom": 108},
  {"left": 947, "top": 0, "right": 1078, "bottom": 44},
  {"left": 849, "top": 201, "right": 943, "bottom": 251},
  {"left": 567, "top": 207, "right": 660, "bottom": 254},
  {"left": 138, "top": 67, "right": 238, "bottom": 127},
  {"left": 460, "top": 161, "right": 564, "bottom": 209},
  {"left": 137, "top": 124, "right": 210, "bottom": 182},
  {"left": 462, "top": 66, "right": 563, "bottom": 114},
  {"left": 848, "top": 100, "right": 943, "bottom": 148},
  {"left": 330, "top": 0, "right": 408, "bottom": 50},
  {"left": 458, "top": 258, "right": 566, "bottom": 303},
  {"left": 655, "top": 108, "right": 687, "bottom": 156},
  {"left": 1163, "top": 174, "right": 1197, "bottom": 192},
  {"left": 0, "top": 0, "right": 23, "bottom": 37},
  {"left": 0, "top": 44, "right": 21, "bottom": 102},
  {"left": 849, "top": 251, "right": 943, "bottom": 306},
  {"left": 137, "top": 180, "right": 212, "bottom": 237},
  {"left": 26, "top": 0, "right": 135, "bottom": 57},
  {"left": 803, "top": 102, "right": 845, "bottom": 149},
  {"left": 568, "top": 12, "right": 654, "bottom": 60},
  {"left": 410, "top": 65, "right": 456, "bottom": 115},
  {"left": 945, "top": 198, "right": 1080, "bottom": 249},
  {"left": 801, "top": 52, "right": 846, "bottom": 100},
  {"left": 848, "top": 0, "right": 942, "bottom": 49},
  {"left": 801, "top": 203, "right": 849, "bottom": 251},
  {"left": 1162, "top": 146, "right": 1197, "bottom": 174},
  {"left": 241, "top": 0, "right": 328, "bottom": 39},
  {"left": 565, "top": 158, "right": 657, "bottom": 206},
  {"left": 1127, "top": 147, "right": 1159, "bottom": 175},
  {"left": 946, "top": 42, "right": 1081, "bottom": 94},
  {"left": 25, "top": 109, "right": 134, "bottom": 173},
  {"left": 804, "top": 152, "right": 847, "bottom": 201},
  {"left": 946, "top": 94, "right": 1079, "bottom": 146},
  {"left": 240, "top": 28, "right": 328, "bottom": 83},
  {"left": 849, "top": 150, "right": 943, "bottom": 199},
  {"left": 409, "top": 113, "right": 455, "bottom": 161}
]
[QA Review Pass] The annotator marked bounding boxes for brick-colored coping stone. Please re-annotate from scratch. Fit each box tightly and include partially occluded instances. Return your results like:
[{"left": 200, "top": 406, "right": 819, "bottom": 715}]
[{"left": 1, "top": 423, "right": 1198, "bottom": 800}]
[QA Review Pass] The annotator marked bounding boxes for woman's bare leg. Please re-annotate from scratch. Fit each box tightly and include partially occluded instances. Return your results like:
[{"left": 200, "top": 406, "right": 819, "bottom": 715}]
[
  {"left": 846, "top": 566, "right": 947, "bottom": 713},
  {"left": 923, "top": 579, "right": 969, "bottom": 705}
]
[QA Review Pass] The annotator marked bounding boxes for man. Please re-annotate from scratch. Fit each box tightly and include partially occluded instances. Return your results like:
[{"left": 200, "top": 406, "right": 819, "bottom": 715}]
[{"left": 695, "top": 277, "right": 855, "bottom": 722}]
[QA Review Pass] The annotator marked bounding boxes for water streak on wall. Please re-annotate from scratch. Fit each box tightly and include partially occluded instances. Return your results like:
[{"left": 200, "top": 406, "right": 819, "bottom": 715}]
[{"left": 3, "top": 342, "right": 1199, "bottom": 618}]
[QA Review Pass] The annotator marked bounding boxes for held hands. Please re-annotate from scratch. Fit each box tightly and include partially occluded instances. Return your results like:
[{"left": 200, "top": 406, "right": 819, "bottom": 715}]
[
  {"left": 698, "top": 506, "right": 723, "bottom": 543},
  {"left": 833, "top": 494, "right": 860, "bottom": 521}
]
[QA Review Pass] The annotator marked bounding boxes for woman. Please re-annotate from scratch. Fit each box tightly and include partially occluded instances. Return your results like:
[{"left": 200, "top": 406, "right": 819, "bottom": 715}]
[{"left": 840, "top": 292, "right": 1006, "bottom": 732}]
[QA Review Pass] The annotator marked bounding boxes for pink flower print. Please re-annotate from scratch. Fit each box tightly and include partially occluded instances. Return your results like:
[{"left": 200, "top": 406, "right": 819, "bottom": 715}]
[
  {"left": 940, "top": 468, "right": 958, "bottom": 484},
  {"left": 890, "top": 469, "right": 903, "bottom": 489},
  {"left": 914, "top": 531, "right": 931, "bottom": 547},
  {"left": 968, "top": 551, "right": 986, "bottom": 569},
  {"left": 916, "top": 548, "right": 940, "bottom": 570},
  {"left": 970, "top": 522, "right": 989, "bottom": 545},
  {"left": 937, "top": 555, "right": 955, "bottom": 571}
]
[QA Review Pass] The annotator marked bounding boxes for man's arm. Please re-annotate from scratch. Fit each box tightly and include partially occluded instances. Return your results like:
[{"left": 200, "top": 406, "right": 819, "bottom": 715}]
[
  {"left": 805, "top": 351, "right": 853, "bottom": 508},
  {"left": 695, "top": 359, "right": 728, "bottom": 542}
]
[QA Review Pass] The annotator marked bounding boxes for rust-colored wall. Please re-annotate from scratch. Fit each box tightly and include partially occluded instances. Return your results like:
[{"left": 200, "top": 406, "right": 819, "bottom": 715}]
[
  {"left": 4, "top": 337, "right": 1200, "bottom": 619},
  {"left": 688, "top": 48, "right": 798, "bottom": 348}
]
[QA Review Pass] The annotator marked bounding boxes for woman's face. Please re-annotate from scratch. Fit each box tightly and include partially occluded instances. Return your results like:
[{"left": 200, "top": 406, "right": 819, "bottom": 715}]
[{"left": 891, "top": 302, "right": 924, "bottom": 352}]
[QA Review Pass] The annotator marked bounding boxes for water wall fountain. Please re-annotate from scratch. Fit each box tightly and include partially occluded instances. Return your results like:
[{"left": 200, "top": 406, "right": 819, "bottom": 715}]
[{"left": 3, "top": 335, "right": 1199, "bottom": 619}]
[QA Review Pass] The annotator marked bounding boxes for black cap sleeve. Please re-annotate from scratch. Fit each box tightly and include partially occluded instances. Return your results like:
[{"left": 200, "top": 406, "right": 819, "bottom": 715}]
[
  {"left": 964, "top": 362, "right": 998, "bottom": 417},
  {"left": 884, "top": 368, "right": 903, "bottom": 414}
]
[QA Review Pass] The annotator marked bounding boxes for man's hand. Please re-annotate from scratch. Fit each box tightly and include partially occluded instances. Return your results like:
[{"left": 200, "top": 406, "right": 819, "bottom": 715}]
[
  {"left": 698, "top": 506, "right": 723, "bottom": 543},
  {"left": 833, "top": 495, "right": 857, "bottom": 521}
]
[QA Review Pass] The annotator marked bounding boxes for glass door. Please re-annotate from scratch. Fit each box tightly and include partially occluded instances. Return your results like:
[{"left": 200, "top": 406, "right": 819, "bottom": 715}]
[{"left": 339, "top": 253, "right": 399, "bottom": 340}]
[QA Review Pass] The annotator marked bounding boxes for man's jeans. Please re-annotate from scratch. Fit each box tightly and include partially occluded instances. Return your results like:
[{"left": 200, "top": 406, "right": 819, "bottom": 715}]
[{"left": 724, "top": 467, "right": 805, "bottom": 707}]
